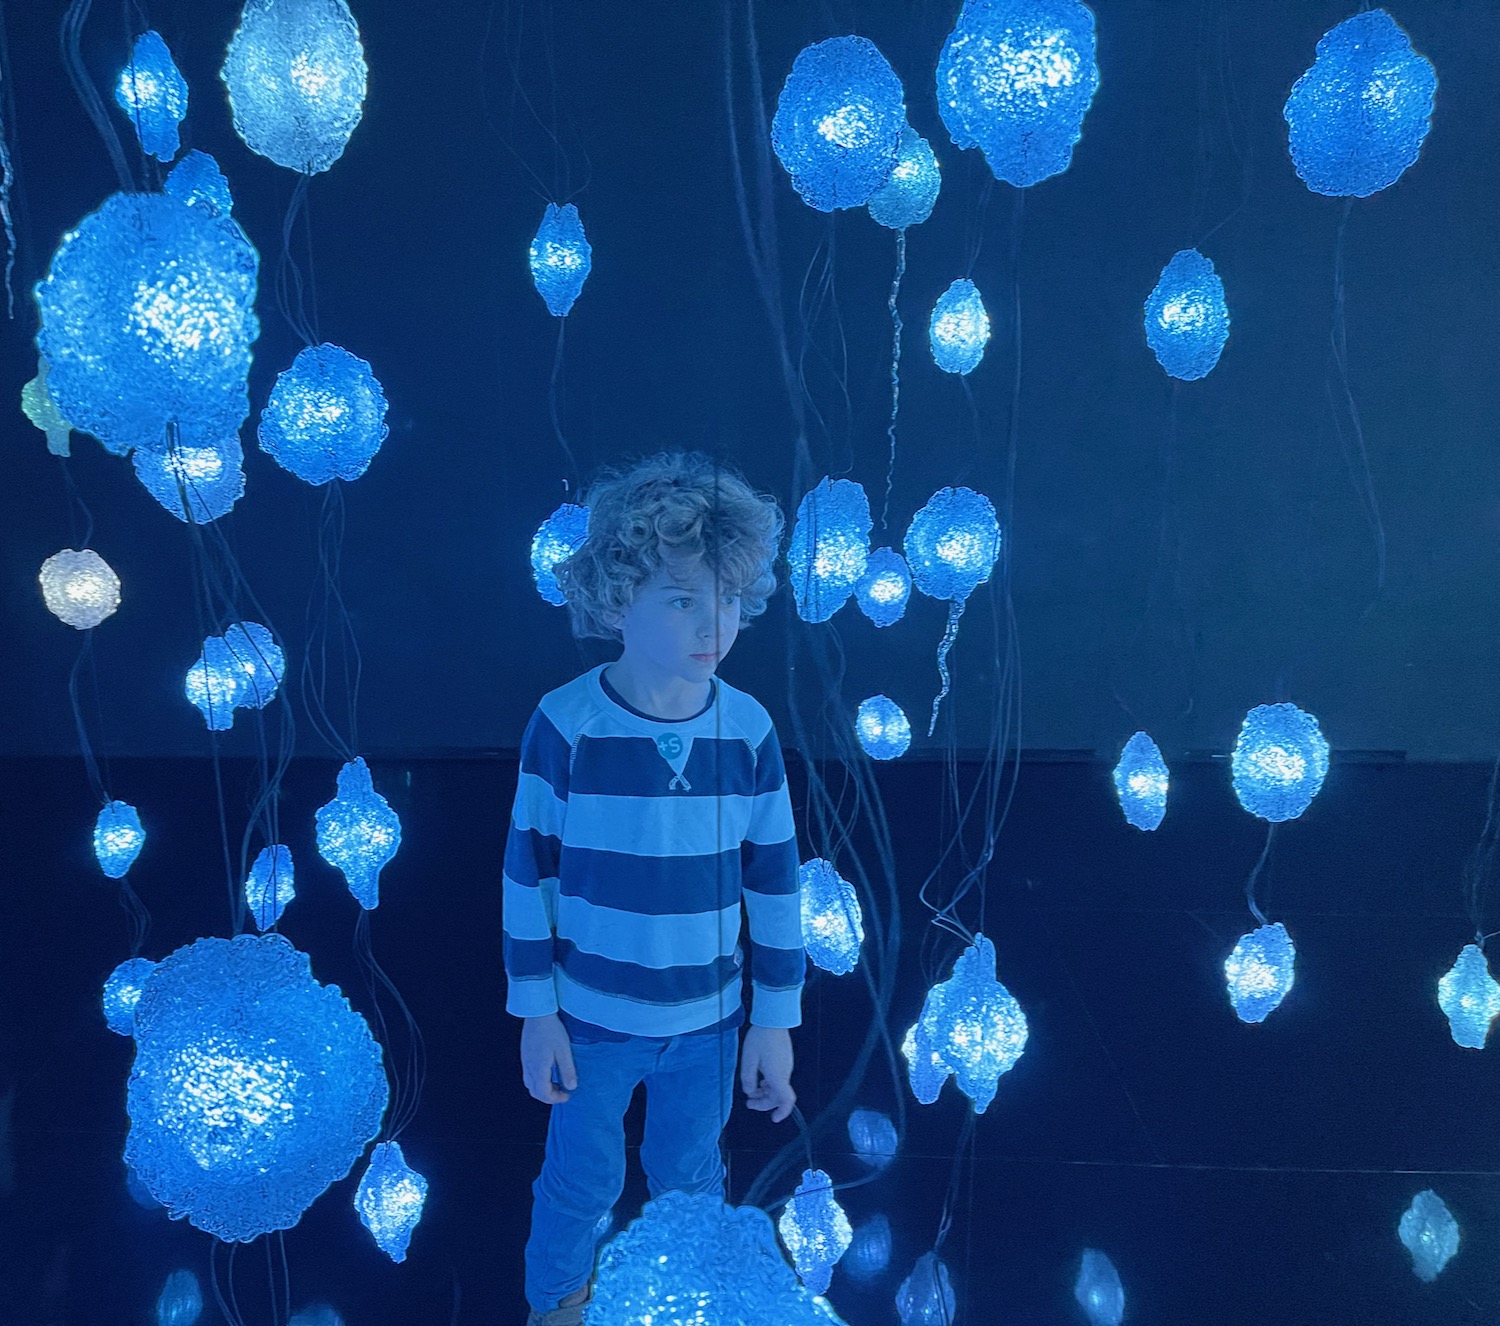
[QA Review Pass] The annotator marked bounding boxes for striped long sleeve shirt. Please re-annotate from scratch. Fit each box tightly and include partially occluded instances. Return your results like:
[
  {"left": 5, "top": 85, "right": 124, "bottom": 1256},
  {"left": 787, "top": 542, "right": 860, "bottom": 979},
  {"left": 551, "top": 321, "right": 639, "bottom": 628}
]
[{"left": 502, "top": 664, "right": 804, "bottom": 1038}]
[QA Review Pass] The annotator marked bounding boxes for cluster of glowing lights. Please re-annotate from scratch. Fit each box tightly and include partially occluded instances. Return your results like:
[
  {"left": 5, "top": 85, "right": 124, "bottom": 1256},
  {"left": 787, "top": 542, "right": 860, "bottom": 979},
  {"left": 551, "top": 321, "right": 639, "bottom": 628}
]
[
  {"left": 1112, "top": 731, "right": 1168, "bottom": 831},
  {"left": 856, "top": 695, "right": 911, "bottom": 761},
  {"left": 22, "top": 362, "right": 73, "bottom": 456},
  {"left": 868, "top": 126, "right": 941, "bottom": 229},
  {"left": 95, "top": 799, "right": 146, "bottom": 878},
  {"left": 847, "top": 1108, "right": 897, "bottom": 1170},
  {"left": 355, "top": 1141, "right": 428, "bottom": 1263},
  {"left": 103, "top": 956, "right": 159, "bottom": 1036},
  {"left": 896, "top": 1252, "right": 955, "bottom": 1326},
  {"left": 165, "top": 151, "right": 235, "bottom": 218},
  {"left": 40, "top": 548, "right": 121, "bottom": 629},
  {"left": 1144, "top": 249, "right": 1230, "bottom": 381},
  {"left": 1437, "top": 944, "right": 1500, "bottom": 1049},
  {"left": 799, "top": 858, "right": 864, "bottom": 976},
  {"left": 1398, "top": 1189, "right": 1459, "bottom": 1282},
  {"left": 1075, "top": 1249, "right": 1125, "bottom": 1326},
  {"left": 1224, "top": 921, "right": 1296, "bottom": 1024},
  {"left": 316, "top": 757, "right": 402, "bottom": 909},
  {"left": 928, "top": 278, "right": 991, "bottom": 375},
  {"left": 246, "top": 845, "right": 296, "bottom": 930},
  {"left": 259, "top": 342, "right": 390, "bottom": 484},
  {"left": 530, "top": 502, "right": 590, "bottom": 606},
  {"left": 778, "top": 1168, "right": 853, "bottom": 1296},
  {"left": 1231, "top": 703, "right": 1330, "bottom": 822},
  {"left": 116, "top": 31, "right": 189, "bottom": 163},
  {"left": 185, "top": 623, "right": 285, "bottom": 729},
  {"left": 788, "top": 477, "right": 872, "bottom": 623},
  {"left": 855, "top": 547, "right": 912, "bottom": 627},
  {"left": 529, "top": 203, "right": 592, "bottom": 317},
  {"left": 133, "top": 428, "right": 247, "bottom": 524}
]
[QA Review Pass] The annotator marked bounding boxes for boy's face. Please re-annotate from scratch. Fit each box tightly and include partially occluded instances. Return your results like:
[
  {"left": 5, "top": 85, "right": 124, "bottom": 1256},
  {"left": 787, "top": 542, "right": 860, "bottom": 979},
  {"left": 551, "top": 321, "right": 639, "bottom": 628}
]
[{"left": 614, "top": 559, "right": 742, "bottom": 685}]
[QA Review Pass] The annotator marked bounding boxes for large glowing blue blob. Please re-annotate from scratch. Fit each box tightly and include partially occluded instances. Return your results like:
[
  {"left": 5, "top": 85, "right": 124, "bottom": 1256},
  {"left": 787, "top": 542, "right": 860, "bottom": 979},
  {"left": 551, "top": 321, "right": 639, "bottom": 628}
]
[
  {"left": 771, "top": 36, "right": 905, "bottom": 213},
  {"left": 1144, "top": 249, "right": 1230, "bottom": 381},
  {"left": 787, "top": 477, "right": 872, "bottom": 623},
  {"left": 903, "top": 933, "right": 1028, "bottom": 1112},
  {"left": 1437, "top": 944, "right": 1500, "bottom": 1049},
  {"left": 259, "top": 342, "right": 389, "bottom": 485},
  {"left": 186, "top": 634, "right": 247, "bottom": 731},
  {"left": 1283, "top": 10, "right": 1436, "bottom": 199},
  {"left": 116, "top": 31, "right": 189, "bottom": 163},
  {"left": 155, "top": 1268, "right": 203, "bottom": 1326},
  {"left": 531, "top": 502, "right": 590, "bottom": 606},
  {"left": 355, "top": 1140, "right": 428, "bottom": 1263},
  {"left": 1224, "top": 921, "right": 1296, "bottom": 1024},
  {"left": 316, "top": 757, "right": 401, "bottom": 910},
  {"left": 124, "top": 933, "right": 389, "bottom": 1241},
  {"left": 778, "top": 1168, "right": 853, "bottom": 1297},
  {"left": 845, "top": 1214, "right": 892, "bottom": 1282},
  {"left": 132, "top": 427, "right": 246, "bottom": 524},
  {"left": 165, "top": 151, "right": 235, "bottom": 218},
  {"left": 1075, "top": 1249, "right": 1125, "bottom": 1326},
  {"left": 103, "top": 957, "right": 159, "bottom": 1036},
  {"left": 847, "top": 1109, "right": 897, "bottom": 1171},
  {"left": 856, "top": 695, "right": 911, "bottom": 761},
  {"left": 936, "top": 0, "right": 1100, "bottom": 187},
  {"left": 529, "top": 204, "right": 592, "bottom": 317},
  {"left": 1231, "top": 702, "right": 1330, "bottom": 823},
  {"left": 224, "top": 621, "right": 286, "bottom": 708},
  {"left": 868, "top": 126, "right": 941, "bottom": 229},
  {"left": 35, "top": 192, "right": 259, "bottom": 456},
  {"left": 855, "top": 547, "right": 912, "bottom": 627},
  {"left": 896, "top": 1252, "right": 955, "bottom": 1326},
  {"left": 1399, "top": 1189, "right": 1459, "bottom": 1282},
  {"left": 799, "top": 858, "right": 864, "bottom": 976},
  {"left": 221, "top": 0, "right": 368, "bottom": 175},
  {"left": 1112, "top": 731, "right": 1168, "bottom": 831},
  {"left": 928, "top": 278, "right": 990, "bottom": 375},
  {"left": 246, "top": 845, "right": 296, "bottom": 930},
  {"left": 95, "top": 800, "right": 146, "bottom": 878}
]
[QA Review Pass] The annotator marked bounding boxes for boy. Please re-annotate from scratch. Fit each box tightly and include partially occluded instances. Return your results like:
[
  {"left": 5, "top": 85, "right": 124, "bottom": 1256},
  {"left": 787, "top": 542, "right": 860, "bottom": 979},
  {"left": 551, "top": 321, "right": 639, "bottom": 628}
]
[{"left": 503, "top": 452, "right": 804, "bottom": 1325}]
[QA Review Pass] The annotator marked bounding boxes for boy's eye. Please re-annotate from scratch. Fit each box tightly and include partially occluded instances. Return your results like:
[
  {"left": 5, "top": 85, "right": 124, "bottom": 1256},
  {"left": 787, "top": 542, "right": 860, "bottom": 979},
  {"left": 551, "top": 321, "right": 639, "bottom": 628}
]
[{"left": 671, "top": 597, "right": 692, "bottom": 609}]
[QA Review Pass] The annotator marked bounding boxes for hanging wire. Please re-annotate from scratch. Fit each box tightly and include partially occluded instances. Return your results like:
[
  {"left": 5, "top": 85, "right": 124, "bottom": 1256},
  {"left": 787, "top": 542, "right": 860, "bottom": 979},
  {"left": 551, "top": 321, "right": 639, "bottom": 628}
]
[
  {"left": 0, "top": 0, "right": 19, "bottom": 318},
  {"left": 355, "top": 910, "right": 429, "bottom": 1142},
  {"left": 1463, "top": 755, "right": 1500, "bottom": 947},
  {"left": 1243, "top": 822, "right": 1276, "bottom": 926},
  {"left": 59, "top": 0, "right": 135, "bottom": 191},
  {"left": 879, "top": 229, "right": 905, "bottom": 534}
]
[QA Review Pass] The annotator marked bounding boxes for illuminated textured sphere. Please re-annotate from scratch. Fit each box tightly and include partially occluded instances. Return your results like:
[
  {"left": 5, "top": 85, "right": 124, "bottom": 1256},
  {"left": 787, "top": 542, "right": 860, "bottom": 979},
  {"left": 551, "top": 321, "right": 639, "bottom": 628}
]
[
  {"left": 1224, "top": 922, "right": 1295, "bottom": 1024},
  {"left": 799, "top": 858, "right": 864, "bottom": 976},
  {"left": 221, "top": 0, "right": 368, "bottom": 174},
  {"left": 40, "top": 549, "right": 120, "bottom": 629},
  {"left": 1437, "top": 944, "right": 1500, "bottom": 1049},
  {"left": 869, "top": 127, "right": 941, "bottom": 229},
  {"left": 116, "top": 31, "right": 189, "bottom": 163},
  {"left": 529, "top": 203, "right": 592, "bottom": 317},
  {"left": 224, "top": 622, "right": 286, "bottom": 708},
  {"left": 1283, "top": 10, "right": 1436, "bottom": 198},
  {"left": 778, "top": 1168, "right": 853, "bottom": 1297},
  {"left": 95, "top": 800, "right": 146, "bottom": 879},
  {"left": 936, "top": 0, "right": 1100, "bottom": 187},
  {"left": 246, "top": 845, "right": 296, "bottom": 930},
  {"left": 847, "top": 1109, "right": 897, "bottom": 1170},
  {"left": 35, "top": 192, "right": 259, "bottom": 456},
  {"left": 856, "top": 695, "right": 911, "bottom": 761},
  {"left": 1144, "top": 249, "right": 1230, "bottom": 381},
  {"left": 1075, "top": 1249, "right": 1125, "bottom": 1326},
  {"left": 355, "top": 1141, "right": 428, "bottom": 1263},
  {"left": 165, "top": 151, "right": 235, "bottom": 218},
  {"left": 531, "top": 502, "right": 590, "bottom": 606},
  {"left": 905, "top": 487, "right": 1001, "bottom": 603},
  {"left": 259, "top": 343, "right": 389, "bottom": 484},
  {"left": 155, "top": 1268, "right": 203, "bottom": 1326},
  {"left": 845, "top": 1214, "right": 892, "bottom": 1282},
  {"left": 928, "top": 278, "right": 991, "bottom": 375},
  {"left": 896, "top": 1252, "right": 955, "bottom": 1326},
  {"left": 855, "top": 547, "right": 912, "bottom": 627},
  {"left": 316, "top": 757, "right": 402, "bottom": 909},
  {"left": 22, "top": 361, "right": 74, "bottom": 456},
  {"left": 124, "top": 933, "right": 389, "bottom": 1241},
  {"left": 788, "top": 477, "right": 872, "bottom": 623},
  {"left": 186, "top": 635, "right": 248, "bottom": 731},
  {"left": 103, "top": 957, "right": 159, "bottom": 1036},
  {"left": 1231, "top": 703, "right": 1330, "bottom": 822},
  {"left": 1112, "top": 731, "right": 1168, "bottom": 831},
  {"left": 132, "top": 428, "right": 246, "bottom": 524},
  {"left": 771, "top": 36, "right": 905, "bottom": 212},
  {"left": 1398, "top": 1189, "right": 1459, "bottom": 1283}
]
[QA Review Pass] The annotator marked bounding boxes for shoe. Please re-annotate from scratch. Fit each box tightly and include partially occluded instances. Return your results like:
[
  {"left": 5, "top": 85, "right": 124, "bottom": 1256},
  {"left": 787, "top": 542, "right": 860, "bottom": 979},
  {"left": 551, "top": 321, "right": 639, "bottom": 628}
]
[{"left": 525, "top": 1283, "right": 592, "bottom": 1326}]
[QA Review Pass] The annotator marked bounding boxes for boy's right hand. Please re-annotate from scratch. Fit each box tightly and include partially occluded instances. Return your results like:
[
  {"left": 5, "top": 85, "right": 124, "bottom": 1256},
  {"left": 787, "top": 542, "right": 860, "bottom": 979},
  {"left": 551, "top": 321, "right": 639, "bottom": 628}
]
[{"left": 520, "top": 1013, "right": 578, "bottom": 1105}]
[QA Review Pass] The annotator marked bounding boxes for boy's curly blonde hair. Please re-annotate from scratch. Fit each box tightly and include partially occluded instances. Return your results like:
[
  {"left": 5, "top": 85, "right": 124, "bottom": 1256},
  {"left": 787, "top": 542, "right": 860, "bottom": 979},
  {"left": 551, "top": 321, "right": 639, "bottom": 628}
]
[{"left": 556, "top": 452, "right": 783, "bottom": 641}]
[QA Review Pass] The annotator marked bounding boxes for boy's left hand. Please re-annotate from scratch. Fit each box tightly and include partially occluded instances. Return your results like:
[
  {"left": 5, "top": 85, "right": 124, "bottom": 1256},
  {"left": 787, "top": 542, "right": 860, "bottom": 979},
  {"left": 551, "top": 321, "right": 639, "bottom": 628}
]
[{"left": 740, "top": 1025, "right": 795, "bottom": 1123}]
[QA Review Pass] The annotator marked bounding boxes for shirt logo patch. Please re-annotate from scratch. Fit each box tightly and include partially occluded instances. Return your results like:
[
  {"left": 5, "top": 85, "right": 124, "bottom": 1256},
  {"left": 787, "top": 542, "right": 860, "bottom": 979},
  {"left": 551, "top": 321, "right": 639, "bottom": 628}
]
[{"left": 656, "top": 734, "right": 684, "bottom": 760}]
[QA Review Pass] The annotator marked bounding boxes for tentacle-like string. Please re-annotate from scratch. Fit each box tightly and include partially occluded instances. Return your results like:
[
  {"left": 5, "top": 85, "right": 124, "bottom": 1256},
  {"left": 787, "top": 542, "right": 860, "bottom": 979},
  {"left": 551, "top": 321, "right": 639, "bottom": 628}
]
[
  {"left": 928, "top": 598, "right": 967, "bottom": 737},
  {"left": 880, "top": 229, "right": 905, "bottom": 534}
]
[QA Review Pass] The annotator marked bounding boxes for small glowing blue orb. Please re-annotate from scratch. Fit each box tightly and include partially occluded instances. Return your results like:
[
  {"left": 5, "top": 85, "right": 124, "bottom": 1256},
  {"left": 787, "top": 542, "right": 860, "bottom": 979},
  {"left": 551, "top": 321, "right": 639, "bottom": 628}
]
[
  {"left": 103, "top": 957, "right": 159, "bottom": 1036},
  {"left": 771, "top": 36, "right": 906, "bottom": 213},
  {"left": 259, "top": 342, "right": 389, "bottom": 485},
  {"left": 1231, "top": 703, "right": 1330, "bottom": 822},
  {"left": 856, "top": 695, "right": 911, "bottom": 761},
  {"left": 165, "top": 151, "right": 235, "bottom": 218},
  {"left": 1112, "top": 731, "right": 1168, "bottom": 831},
  {"left": 896, "top": 1251, "right": 955, "bottom": 1326},
  {"left": 355, "top": 1140, "right": 428, "bottom": 1263},
  {"left": 1437, "top": 944, "right": 1500, "bottom": 1050},
  {"left": 855, "top": 547, "right": 913, "bottom": 627},
  {"left": 905, "top": 487, "right": 1001, "bottom": 603},
  {"left": 95, "top": 800, "right": 146, "bottom": 879},
  {"left": 847, "top": 1109, "right": 897, "bottom": 1170},
  {"left": 936, "top": 0, "right": 1100, "bottom": 187},
  {"left": 221, "top": 0, "right": 368, "bottom": 175},
  {"left": 116, "top": 31, "right": 189, "bottom": 163},
  {"left": 316, "top": 757, "right": 401, "bottom": 910},
  {"left": 845, "top": 1213, "right": 892, "bottom": 1282},
  {"left": 1284, "top": 10, "right": 1437, "bottom": 199},
  {"left": 1144, "top": 249, "right": 1230, "bottom": 381},
  {"left": 928, "top": 278, "right": 991, "bottom": 375},
  {"left": 223, "top": 621, "right": 286, "bottom": 709},
  {"left": 788, "top": 477, "right": 872, "bottom": 623},
  {"left": 869, "top": 126, "right": 941, "bottom": 229},
  {"left": 186, "top": 634, "right": 247, "bottom": 731},
  {"left": 799, "top": 858, "right": 864, "bottom": 976},
  {"left": 246, "top": 845, "right": 296, "bottom": 930},
  {"left": 778, "top": 1168, "right": 853, "bottom": 1297},
  {"left": 1225, "top": 921, "right": 1296, "bottom": 1024},
  {"left": 132, "top": 427, "right": 246, "bottom": 524},
  {"left": 155, "top": 1268, "right": 203, "bottom": 1326},
  {"left": 529, "top": 203, "right": 592, "bottom": 317},
  {"left": 1399, "top": 1189, "right": 1460, "bottom": 1283},
  {"left": 1075, "top": 1249, "right": 1125, "bottom": 1326},
  {"left": 531, "top": 502, "right": 590, "bottom": 606}
]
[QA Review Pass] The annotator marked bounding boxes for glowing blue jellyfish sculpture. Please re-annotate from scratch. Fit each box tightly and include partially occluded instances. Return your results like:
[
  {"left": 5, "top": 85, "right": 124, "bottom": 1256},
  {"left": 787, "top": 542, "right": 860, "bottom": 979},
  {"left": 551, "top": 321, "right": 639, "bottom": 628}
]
[
  {"left": 221, "top": 0, "right": 369, "bottom": 175},
  {"left": 316, "top": 757, "right": 402, "bottom": 909},
  {"left": 1231, "top": 702, "right": 1330, "bottom": 822},
  {"left": 1398, "top": 1189, "right": 1459, "bottom": 1282},
  {"left": 22, "top": 361, "right": 74, "bottom": 456},
  {"left": 771, "top": 36, "right": 905, "bottom": 213},
  {"left": 903, "top": 933, "right": 1028, "bottom": 1112},
  {"left": 224, "top": 621, "right": 286, "bottom": 708},
  {"left": 246, "top": 845, "right": 296, "bottom": 930},
  {"left": 1224, "top": 921, "right": 1296, "bottom": 1024},
  {"left": 1112, "top": 731, "right": 1168, "bottom": 831},
  {"left": 1284, "top": 10, "right": 1437, "bottom": 199},
  {"left": 155, "top": 1268, "right": 203, "bottom": 1326},
  {"left": 531, "top": 502, "right": 590, "bottom": 606},
  {"left": 355, "top": 1141, "right": 428, "bottom": 1263},
  {"left": 95, "top": 800, "right": 146, "bottom": 878},
  {"left": 845, "top": 1214, "right": 892, "bottom": 1282},
  {"left": 132, "top": 428, "right": 246, "bottom": 524},
  {"left": 868, "top": 126, "right": 941, "bottom": 230},
  {"left": 1075, "top": 1249, "right": 1125, "bottom": 1326},
  {"left": 186, "top": 634, "right": 248, "bottom": 730},
  {"left": 936, "top": 0, "right": 1101, "bottom": 187},
  {"left": 778, "top": 1169, "right": 853, "bottom": 1297},
  {"left": 856, "top": 695, "right": 911, "bottom": 761},
  {"left": 855, "top": 547, "right": 912, "bottom": 627},
  {"left": 896, "top": 1252, "right": 955, "bottom": 1326},
  {"left": 847, "top": 1108, "right": 897, "bottom": 1171},
  {"left": 165, "top": 151, "right": 235, "bottom": 218},
  {"left": 1144, "top": 249, "right": 1230, "bottom": 382},
  {"left": 799, "top": 858, "right": 864, "bottom": 976},
  {"left": 788, "top": 477, "right": 872, "bottom": 623},
  {"left": 529, "top": 204, "right": 592, "bottom": 317},
  {"left": 35, "top": 192, "right": 259, "bottom": 457},
  {"left": 116, "top": 31, "right": 189, "bottom": 163},
  {"left": 124, "top": 933, "right": 389, "bottom": 1241},
  {"left": 103, "top": 957, "right": 159, "bottom": 1036},
  {"left": 1437, "top": 944, "right": 1500, "bottom": 1049},
  {"left": 259, "top": 343, "right": 389, "bottom": 484},
  {"left": 41, "top": 548, "right": 120, "bottom": 628},
  {"left": 929, "top": 278, "right": 991, "bottom": 375}
]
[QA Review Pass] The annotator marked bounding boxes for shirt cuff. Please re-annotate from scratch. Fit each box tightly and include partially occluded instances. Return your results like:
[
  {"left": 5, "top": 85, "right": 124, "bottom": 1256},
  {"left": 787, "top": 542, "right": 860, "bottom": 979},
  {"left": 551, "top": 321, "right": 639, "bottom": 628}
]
[
  {"left": 749, "top": 984, "right": 802, "bottom": 1029},
  {"left": 506, "top": 977, "right": 559, "bottom": 1018}
]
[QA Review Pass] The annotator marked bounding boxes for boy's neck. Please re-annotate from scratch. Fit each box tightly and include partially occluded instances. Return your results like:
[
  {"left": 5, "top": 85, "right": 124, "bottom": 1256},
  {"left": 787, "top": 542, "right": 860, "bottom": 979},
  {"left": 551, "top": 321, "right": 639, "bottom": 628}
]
[{"left": 604, "top": 657, "right": 713, "bottom": 722}]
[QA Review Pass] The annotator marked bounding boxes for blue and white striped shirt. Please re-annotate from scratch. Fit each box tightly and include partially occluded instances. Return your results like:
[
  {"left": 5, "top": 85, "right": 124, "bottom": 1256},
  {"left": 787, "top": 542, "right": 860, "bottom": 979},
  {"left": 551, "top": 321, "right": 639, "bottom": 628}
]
[{"left": 503, "top": 664, "right": 804, "bottom": 1038}]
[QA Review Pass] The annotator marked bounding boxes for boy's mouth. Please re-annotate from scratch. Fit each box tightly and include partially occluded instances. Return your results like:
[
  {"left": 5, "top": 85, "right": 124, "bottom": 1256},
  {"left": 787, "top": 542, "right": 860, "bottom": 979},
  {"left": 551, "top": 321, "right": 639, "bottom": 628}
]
[{"left": 689, "top": 652, "right": 718, "bottom": 664}]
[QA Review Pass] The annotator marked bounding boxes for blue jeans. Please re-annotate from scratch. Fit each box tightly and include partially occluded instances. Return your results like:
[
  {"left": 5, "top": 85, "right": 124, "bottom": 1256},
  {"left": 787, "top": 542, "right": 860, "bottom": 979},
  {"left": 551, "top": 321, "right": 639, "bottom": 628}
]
[{"left": 524, "top": 1027, "right": 738, "bottom": 1312}]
